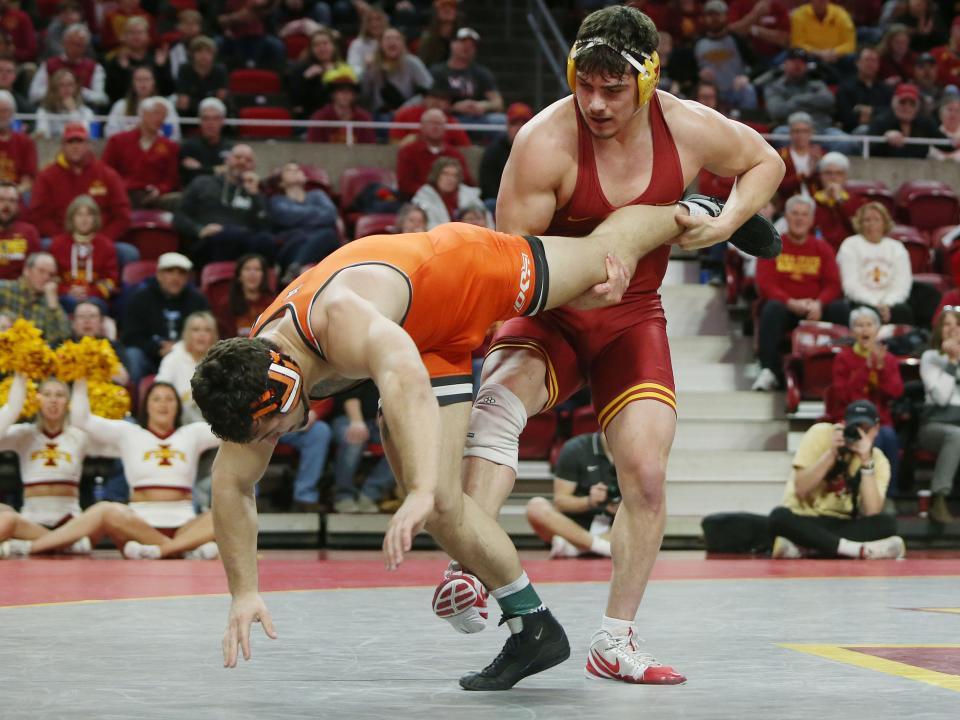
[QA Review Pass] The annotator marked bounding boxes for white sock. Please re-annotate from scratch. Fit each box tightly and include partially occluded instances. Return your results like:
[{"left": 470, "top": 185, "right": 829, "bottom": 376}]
[
  {"left": 601, "top": 614, "right": 634, "bottom": 637},
  {"left": 590, "top": 536, "right": 612, "bottom": 557},
  {"left": 490, "top": 571, "right": 530, "bottom": 599},
  {"left": 836, "top": 538, "right": 863, "bottom": 558}
]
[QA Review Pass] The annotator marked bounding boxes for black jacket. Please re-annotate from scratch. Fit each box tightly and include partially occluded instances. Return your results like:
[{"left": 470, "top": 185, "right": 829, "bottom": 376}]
[{"left": 120, "top": 277, "right": 209, "bottom": 364}]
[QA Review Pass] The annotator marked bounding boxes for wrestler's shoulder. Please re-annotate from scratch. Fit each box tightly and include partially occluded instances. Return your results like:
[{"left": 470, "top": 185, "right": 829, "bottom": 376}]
[
  {"left": 514, "top": 96, "right": 579, "bottom": 153},
  {"left": 657, "top": 90, "right": 732, "bottom": 134}
]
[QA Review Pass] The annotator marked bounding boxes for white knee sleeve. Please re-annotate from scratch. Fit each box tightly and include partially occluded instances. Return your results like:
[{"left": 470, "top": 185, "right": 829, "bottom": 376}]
[{"left": 463, "top": 383, "right": 528, "bottom": 475}]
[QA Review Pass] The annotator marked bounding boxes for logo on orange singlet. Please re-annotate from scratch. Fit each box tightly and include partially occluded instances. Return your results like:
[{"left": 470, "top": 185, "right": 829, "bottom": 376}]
[
  {"left": 30, "top": 443, "right": 71, "bottom": 467},
  {"left": 514, "top": 252, "right": 532, "bottom": 312}
]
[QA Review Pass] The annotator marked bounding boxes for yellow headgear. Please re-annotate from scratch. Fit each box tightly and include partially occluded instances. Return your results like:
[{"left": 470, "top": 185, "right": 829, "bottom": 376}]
[{"left": 566, "top": 38, "right": 660, "bottom": 107}]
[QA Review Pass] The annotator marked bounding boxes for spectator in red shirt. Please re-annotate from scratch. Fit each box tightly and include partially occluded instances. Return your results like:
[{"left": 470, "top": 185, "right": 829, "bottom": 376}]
[
  {"left": 306, "top": 68, "right": 376, "bottom": 144},
  {"left": 29, "top": 24, "right": 109, "bottom": 109},
  {"left": 209, "top": 253, "right": 273, "bottom": 339},
  {"left": 812, "top": 151, "right": 865, "bottom": 252},
  {"left": 777, "top": 111, "right": 824, "bottom": 202},
  {"left": 0, "top": 91, "right": 36, "bottom": 194},
  {"left": 396, "top": 107, "right": 473, "bottom": 198},
  {"left": 752, "top": 194, "right": 847, "bottom": 391},
  {"left": 28, "top": 123, "right": 131, "bottom": 242},
  {"left": 390, "top": 85, "right": 470, "bottom": 147},
  {"left": 877, "top": 24, "right": 916, "bottom": 86},
  {"left": 49, "top": 194, "right": 119, "bottom": 313},
  {"left": 102, "top": 97, "right": 179, "bottom": 208},
  {"left": 100, "top": 0, "right": 155, "bottom": 53},
  {"left": 931, "top": 17, "right": 960, "bottom": 88},
  {"left": 0, "top": 182, "right": 39, "bottom": 280},
  {"left": 727, "top": 0, "right": 790, "bottom": 68},
  {"left": 0, "top": 0, "right": 36, "bottom": 63}
]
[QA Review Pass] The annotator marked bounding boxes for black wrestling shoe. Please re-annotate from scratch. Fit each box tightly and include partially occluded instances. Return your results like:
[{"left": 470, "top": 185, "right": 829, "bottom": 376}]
[
  {"left": 458, "top": 608, "right": 570, "bottom": 691},
  {"left": 680, "top": 193, "right": 782, "bottom": 259}
]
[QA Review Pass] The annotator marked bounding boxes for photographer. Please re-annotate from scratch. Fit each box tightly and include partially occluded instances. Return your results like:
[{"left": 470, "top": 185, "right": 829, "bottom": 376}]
[
  {"left": 768, "top": 400, "right": 906, "bottom": 559},
  {"left": 525, "top": 431, "right": 618, "bottom": 558}
]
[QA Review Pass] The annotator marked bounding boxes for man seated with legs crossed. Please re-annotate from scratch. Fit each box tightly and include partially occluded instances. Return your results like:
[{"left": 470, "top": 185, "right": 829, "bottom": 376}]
[{"left": 190, "top": 202, "right": 779, "bottom": 689}]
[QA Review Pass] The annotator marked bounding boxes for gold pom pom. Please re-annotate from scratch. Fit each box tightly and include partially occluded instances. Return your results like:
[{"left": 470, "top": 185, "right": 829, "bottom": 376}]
[
  {"left": 88, "top": 381, "right": 131, "bottom": 420},
  {"left": 0, "top": 376, "right": 40, "bottom": 421},
  {"left": 55, "top": 337, "right": 120, "bottom": 383},
  {"left": 0, "top": 319, "right": 58, "bottom": 380}
]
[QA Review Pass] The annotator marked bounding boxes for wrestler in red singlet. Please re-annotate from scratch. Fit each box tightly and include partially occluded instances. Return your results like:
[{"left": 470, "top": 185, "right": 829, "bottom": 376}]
[{"left": 490, "top": 93, "right": 683, "bottom": 428}]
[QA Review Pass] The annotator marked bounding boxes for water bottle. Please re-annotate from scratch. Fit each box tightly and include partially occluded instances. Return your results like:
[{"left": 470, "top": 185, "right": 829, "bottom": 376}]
[{"left": 93, "top": 475, "right": 106, "bottom": 503}]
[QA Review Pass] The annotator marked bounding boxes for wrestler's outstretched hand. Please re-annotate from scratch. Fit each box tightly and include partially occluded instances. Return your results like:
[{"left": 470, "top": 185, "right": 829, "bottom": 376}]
[
  {"left": 384, "top": 490, "right": 434, "bottom": 571},
  {"left": 223, "top": 593, "right": 277, "bottom": 668}
]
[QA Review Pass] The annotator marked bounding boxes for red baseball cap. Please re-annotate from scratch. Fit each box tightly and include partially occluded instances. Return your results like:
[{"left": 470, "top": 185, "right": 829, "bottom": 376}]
[
  {"left": 506, "top": 102, "right": 534, "bottom": 124},
  {"left": 894, "top": 83, "right": 920, "bottom": 101},
  {"left": 62, "top": 122, "right": 89, "bottom": 141}
]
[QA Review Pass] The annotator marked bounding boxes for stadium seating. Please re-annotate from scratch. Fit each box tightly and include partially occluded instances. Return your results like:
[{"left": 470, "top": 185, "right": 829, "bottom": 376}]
[
  {"left": 783, "top": 321, "right": 852, "bottom": 413},
  {"left": 238, "top": 107, "right": 294, "bottom": 138},
  {"left": 354, "top": 213, "right": 397, "bottom": 239},
  {"left": 895, "top": 179, "right": 960, "bottom": 231},
  {"left": 121, "top": 260, "right": 158, "bottom": 287},
  {"left": 120, "top": 210, "right": 179, "bottom": 261},
  {"left": 889, "top": 224, "right": 933, "bottom": 273},
  {"left": 228, "top": 69, "right": 282, "bottom": 95},
  {"left": 518, "top": 412, "right": 558, "bottom": 461}
]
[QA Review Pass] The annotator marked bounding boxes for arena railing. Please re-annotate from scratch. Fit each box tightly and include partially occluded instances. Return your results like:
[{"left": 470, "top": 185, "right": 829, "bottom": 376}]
[
  {"left": 15, "top": 113, "right": 959, "bottom": 157},
  {"left": 527, "top": 0, "right": 570, "bottom": 109}
]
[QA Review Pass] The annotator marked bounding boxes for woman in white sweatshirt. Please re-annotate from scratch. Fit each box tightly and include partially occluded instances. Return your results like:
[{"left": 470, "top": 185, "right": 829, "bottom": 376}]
[{"left": 835, "top": 202, "right": 914, "bottom": 325}]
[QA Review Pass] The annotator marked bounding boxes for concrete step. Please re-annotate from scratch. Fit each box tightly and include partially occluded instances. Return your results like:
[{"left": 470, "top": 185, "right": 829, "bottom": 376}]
[
  {"left": 668, "top": 449, "right": 792, "bottom": 481},
  {"left": 673, "top": 362, "right": 754, "bottom": 392},
  {"left": 675, "top": 390, "right": 785, "bottom": 419},
  {"left": 674, "top": 418, "right": 788, "bottom": 451},
  {"left": 663, "top": 257, "right": 701, "bottom": 285},
  {"left": 669, "top": 335, "right": 754, "bottom": 364},
  {"left": 661, "top": 284, "right": 730, "bottom": 337}
]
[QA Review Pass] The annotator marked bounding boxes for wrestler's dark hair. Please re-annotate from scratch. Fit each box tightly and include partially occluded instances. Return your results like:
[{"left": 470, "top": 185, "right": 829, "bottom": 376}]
[
  {"left": 573, "top": 6, "right": 659, "bottom": 80},
  {"left": 190, "top": 336, "right": 277, "bottom": 443},
  {"left": 138, "top": 381, "right": 183, "bottom": 431}
]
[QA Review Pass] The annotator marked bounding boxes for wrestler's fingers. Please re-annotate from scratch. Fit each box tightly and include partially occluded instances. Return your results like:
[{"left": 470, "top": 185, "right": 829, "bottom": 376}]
[
  {"left": 240, "top": 617, "right": 252, "bottom": 661},
  {"left": 260, "top": 608, "right": 278, "bottom": 640},
  {"left": 223, "top": 624, "right": 237, "bottom": 668}
]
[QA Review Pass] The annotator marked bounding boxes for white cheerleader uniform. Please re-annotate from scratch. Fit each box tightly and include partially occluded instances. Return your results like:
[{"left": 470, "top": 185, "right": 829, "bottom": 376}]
[{"left": 71, "top": 380, "right": 220, "bottom": 529}]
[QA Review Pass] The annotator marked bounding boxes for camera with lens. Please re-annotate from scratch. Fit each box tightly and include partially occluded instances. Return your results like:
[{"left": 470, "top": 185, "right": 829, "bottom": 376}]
[{"left": 843, "top": 422, "right": 869, "bottom": 445}]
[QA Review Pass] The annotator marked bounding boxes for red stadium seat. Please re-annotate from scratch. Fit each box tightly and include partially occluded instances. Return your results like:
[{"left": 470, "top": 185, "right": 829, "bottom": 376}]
[
  {"left": 783, "top": 321, "right": 852, "bottom": 413},
  {"left": 912, "top": 272, "right": 952, "bottom": 294},
  {"left": 118, "top": 209, "right": 180, "bottom": 259},
  {"left": 238, "top": 107, "right": 294, "bottom": 138},
  {"left": 121, "top": 260, "right": 158, "bottom": 286},
  {"left": 889, "top": 224, "right": 932, "bottom": 273},
  {"left": 570, "top": 406, "right": 600, "bottom": 437},
  {"left": 199, "top": 260, "right": 236, "bottom": 309},
  {"left": 932, "top": 224, "right": 960, "bottom": 271},
  {"left": 338, "top": 166, "right": 398, "bottom": 212},
  {"left": 354, "top": 213, "right": 397, "bottom": 239},
  {"left": 228, "top": 69, "right": 282, "bottom": 95},
  {"left": 518, "top": 412, "right": 558, "bottom": 461},
  {"left": 844, "top": 180, "right": 895, "bottom": 215},
  {"left": 895, "top": 179, "right": 960, "bottom": 231}
]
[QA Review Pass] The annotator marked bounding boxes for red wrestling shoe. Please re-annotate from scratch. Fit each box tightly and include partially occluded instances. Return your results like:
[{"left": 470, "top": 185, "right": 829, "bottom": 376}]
[
  {"left": 584, "top": 628, "right": 687, "bottom": 685},
  {"left": 431, "top": 562, "right": 489, "bottom": 634}
]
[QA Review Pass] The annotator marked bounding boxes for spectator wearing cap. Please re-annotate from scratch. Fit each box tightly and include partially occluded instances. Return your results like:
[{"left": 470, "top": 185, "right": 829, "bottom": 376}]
[
  {"left": 418, "top": 0, "right": 461, "bottom": 68},
  {"left": 753, "top": 195, "right": 846, "bottom": 392},
  {"left": 776, "top": 112, "right": 823, "bottom": 201},
  {"left": 931, "top": 17, "right": 960, "bottom": 88},
  {"left": 0, "top": 91, "right": 37, "bottom": 195},
  {"left": 28, "top": 124, "right": 132, "bottom": 242},
  {"left": 347, "top": 6, "right": 387, "bottom": 79},
  {"left": 179, "top": 98, "right": 234, "bottom": 187},
  {"left": 396, "top": 107, "right": 474, "bottom": 199},
  {"left": 835, "top": 47, "right": 893, "bottom": 134},
  {"left": 0, "top": 182, "right": 40, "bottom": 280},
  {"left": 216, "top": 0, "right": 286, "bottom": 71},
  {"left": 287, "top": 28, "right": 352, "bottom": 119},
  {"left": 913, "top": 52, "right": 945, "bottom": 116},
  {"left": 389, "top": 85, "right": 471, "bottom": 147},
  {"left": 867, "top": 83, "right": 944, "bottom": 158},
  {"left": 0, "top": 0, "right": 37, "bottom": 63},
  {"left": 103, "top": 16, "right": 173, "bottom": 105},
  {"left": 0, "top": 252, "right": 71, "bottom": 344},
  {"left": 30, "top": 24, "right": 108, "bottom": 109},
  {"left": 764, "top": 49, "right": 839, "bottom": 140},
  {"left": 102, "top": 97, "right": 180, "bottom": 209},
  {"left": 120, "top": 251, "right": 209, "bottom": 384},
  {"left": 174, "top": 35, "right": 229, "bottom": 119},
  {"left": 727, "top": 0, "right": 791, "bottom": 70},
  {"left": 49, "top": 194, "right": 119, "bottom": 313},
  {"left": 306, "top": 67, "right": 376, "bottom": 144},
  {"left": 811, "top": 151, "right": 864, "bottom": 251},
  {"left": 788, "top": 0, "right": 856, "bottom": 67},
  {"left": 694, "top": 1, "right": 759, "bottom": 114},
  {"left": 480, "top": 102, "right": 532, "bottom": 206},
  {"left": 174, "top": 143, "right": 275, "bottom": 266},
  {"left": 767, "top": 399, "right": 904, "bottom": 560},
  {"left": 360, "top": 27, "right": 434, "bottom": 117},
  {"left": 430, "top": 27, "right": 506, "bottom": 128}
]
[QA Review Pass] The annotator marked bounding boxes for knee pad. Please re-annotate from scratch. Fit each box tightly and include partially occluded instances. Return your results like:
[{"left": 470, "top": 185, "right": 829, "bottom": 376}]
[{"left": 463, "top": 383, "right": 528, "bottom": 475}]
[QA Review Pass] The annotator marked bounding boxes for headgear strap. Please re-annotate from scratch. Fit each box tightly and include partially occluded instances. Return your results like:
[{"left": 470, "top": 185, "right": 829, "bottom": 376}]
[{"left": 250, "top": 350, "right": 303, "bottom": 420}]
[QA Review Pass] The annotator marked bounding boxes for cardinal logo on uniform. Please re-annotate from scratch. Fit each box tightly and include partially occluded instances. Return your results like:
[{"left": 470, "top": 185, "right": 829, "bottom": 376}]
[{"left": 144, "top": 444, "right": 186, "bottom": 466}]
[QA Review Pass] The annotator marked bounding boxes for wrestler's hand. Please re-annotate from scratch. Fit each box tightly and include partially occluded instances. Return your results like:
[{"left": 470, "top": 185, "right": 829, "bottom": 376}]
[
  {"left": 383, "top": 490, "right": 434, "bottom": 571},
  {"left": 223, "top": 593, "right": 277, "bottom": 668},
  {"left": 566, "top": 255, "right": 631, "bottom": 310},
  {"left": 672, "top": 212, "right": 734, "bottom": 251}
]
